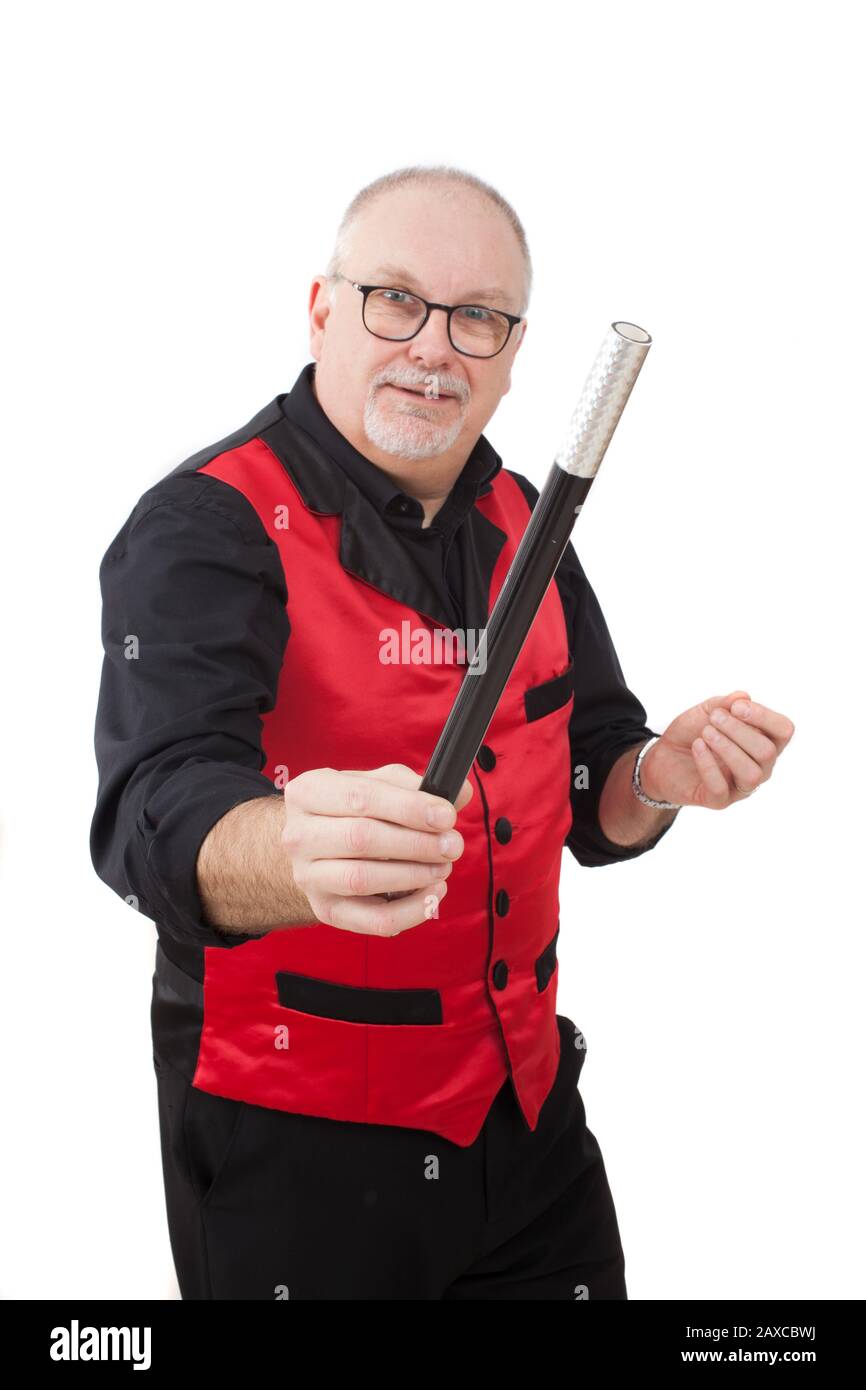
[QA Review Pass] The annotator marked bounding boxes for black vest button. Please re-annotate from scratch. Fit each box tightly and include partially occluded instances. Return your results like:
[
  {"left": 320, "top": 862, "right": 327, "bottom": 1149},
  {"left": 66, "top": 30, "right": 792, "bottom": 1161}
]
[
  {"left": 495, "top": 889, "right": 510, "bottom": 916},
  {"left": 492, "top": 959, "right": 509, "bottom": 990},
  {"left": 477, "top": 745, "right": 496, "bottom": 771},
  {"left": 494, "top": 817, "right": 512, "bottom": 844}
]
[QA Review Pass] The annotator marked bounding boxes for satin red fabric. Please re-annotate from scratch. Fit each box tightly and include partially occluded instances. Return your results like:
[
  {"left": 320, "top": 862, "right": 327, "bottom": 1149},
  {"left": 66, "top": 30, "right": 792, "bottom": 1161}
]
[{"left": 192, "top": 438, "right": 574, "bottom": 1146}]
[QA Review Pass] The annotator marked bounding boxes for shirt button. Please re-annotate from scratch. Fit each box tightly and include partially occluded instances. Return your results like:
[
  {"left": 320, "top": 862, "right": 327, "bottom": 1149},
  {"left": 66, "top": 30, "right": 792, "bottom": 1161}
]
[
  {"left": 495, "top": 889, "right": 510, "bottom": 917},
  {"left": 494, "top": 817, "right": 512, "bottom": 844},
  {"left": 492, "top": 960, "right": 509, "bottom": 990},
  {"left": 477, "top": 745, "right": 496, "bottom": 771}
]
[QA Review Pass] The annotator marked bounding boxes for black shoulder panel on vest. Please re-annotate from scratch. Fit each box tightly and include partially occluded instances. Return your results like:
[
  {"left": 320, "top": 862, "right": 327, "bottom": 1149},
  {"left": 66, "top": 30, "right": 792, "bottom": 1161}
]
[{"left": 166, "top": 396, "right": 288, "bottom": 479}]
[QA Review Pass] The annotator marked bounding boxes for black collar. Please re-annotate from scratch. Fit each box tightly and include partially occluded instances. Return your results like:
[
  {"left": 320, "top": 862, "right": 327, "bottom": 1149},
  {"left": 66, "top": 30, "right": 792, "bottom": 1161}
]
[{"left": 236, "top": 371, "right": 508, "bottom": 630}]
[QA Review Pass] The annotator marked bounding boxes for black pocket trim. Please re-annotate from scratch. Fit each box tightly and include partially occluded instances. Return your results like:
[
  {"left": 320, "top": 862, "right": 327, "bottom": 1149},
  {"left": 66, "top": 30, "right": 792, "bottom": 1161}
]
[
  {"left": 524, "top": 658, "right": 574, "bottom": 722},
  {"left": 535, "top": 926, "right": 560, "bottom": 992},
  {"left": 275, "top": 971, "right": 443, "bottom": 1025}
]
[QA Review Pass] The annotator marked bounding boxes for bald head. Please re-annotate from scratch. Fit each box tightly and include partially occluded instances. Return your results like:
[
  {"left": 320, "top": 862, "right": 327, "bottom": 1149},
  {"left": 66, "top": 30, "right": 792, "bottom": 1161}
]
[
  {"left": 307, "top": 169, "right": 530, "bottom": 515},
  {"left": 325, "top": 165, "right": 532, "bottom": 317}
]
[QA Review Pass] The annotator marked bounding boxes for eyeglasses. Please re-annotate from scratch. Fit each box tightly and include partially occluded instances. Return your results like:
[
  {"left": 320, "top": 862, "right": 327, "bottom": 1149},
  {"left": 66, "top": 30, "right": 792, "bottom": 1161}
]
[{"left": 333, "top": 273, "right": 523, "bottom": 359}]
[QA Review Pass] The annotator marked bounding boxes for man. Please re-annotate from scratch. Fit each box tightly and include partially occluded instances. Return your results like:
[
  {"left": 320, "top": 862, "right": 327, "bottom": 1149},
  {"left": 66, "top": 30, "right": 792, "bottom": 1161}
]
[{"left": 90, "top": 163, "right": 794, "bottom": 1300}]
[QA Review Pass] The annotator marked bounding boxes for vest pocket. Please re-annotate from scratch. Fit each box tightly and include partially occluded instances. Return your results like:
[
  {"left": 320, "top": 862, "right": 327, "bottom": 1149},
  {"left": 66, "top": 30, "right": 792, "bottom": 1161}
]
[
  {"left": 523, "top": 658, "right": 574, "bottom": 722},
  {"left": 535, "top": 926, "right": 560, "bottom": 992},
  {"left": 275, "top": 971, "right": 443, "bottom": 1025}
]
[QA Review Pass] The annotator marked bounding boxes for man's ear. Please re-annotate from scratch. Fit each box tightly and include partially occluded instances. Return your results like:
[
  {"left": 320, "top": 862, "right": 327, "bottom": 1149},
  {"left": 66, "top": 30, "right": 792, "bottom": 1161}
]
[{"left": 309, "top": 276, "right": 331, "bottom": 357}]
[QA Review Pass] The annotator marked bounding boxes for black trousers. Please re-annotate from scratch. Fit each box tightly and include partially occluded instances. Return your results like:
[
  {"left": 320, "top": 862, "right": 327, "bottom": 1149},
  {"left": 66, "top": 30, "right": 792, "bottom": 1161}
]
[{"left": 153, "top": 1013, "right": 627, "bottom": 1300}]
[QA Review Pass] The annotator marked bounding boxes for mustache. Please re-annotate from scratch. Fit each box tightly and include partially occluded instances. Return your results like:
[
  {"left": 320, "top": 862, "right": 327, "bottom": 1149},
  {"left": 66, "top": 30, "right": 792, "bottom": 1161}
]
[{"left": 375, "top": 371, "right": 468, "bottom": 402}]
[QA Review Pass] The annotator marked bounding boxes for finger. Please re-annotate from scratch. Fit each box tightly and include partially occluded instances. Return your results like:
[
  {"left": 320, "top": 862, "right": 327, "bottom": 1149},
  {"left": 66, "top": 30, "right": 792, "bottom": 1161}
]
[
  {"left": 322, "top": 879, "right": 448, "bottom": 938},
  {"left": 355, "top": 764, "right": 475, "bottom": 814},
  {"left": 345, "top": 763, "right": 426, "bottom": 786},
  {"left": 453, "top": 777, "right": 474, "bottom": 811},
  {"left": 701, "top": 690, "right": 751, "bottom": 717},
  {"left": 299, "top": 855, "right": 453, "bottom": 898},
  {"left": 700, "top": 723, "right": 764, "bottom": 795},
  {"left": 691, "top": 737, "right": 732, "bottom": 808},
  {"left": 705, "top": 706, "right": 778, "bottom": 768},
  {"left": 287, "top": 766, "right": 459, "bottom": 831},
  {"left": 728, "top": 699, "right": 795, "bottom": 748},
  {"left": 282, "top": 812, "right": 464, "bottom": 865}
]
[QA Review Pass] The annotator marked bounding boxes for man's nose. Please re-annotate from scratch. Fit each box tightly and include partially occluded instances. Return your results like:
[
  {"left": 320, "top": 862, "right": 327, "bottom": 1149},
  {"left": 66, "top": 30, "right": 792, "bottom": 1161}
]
[{"left": 408, "top": 307, "right": 458, "bottom": 369}]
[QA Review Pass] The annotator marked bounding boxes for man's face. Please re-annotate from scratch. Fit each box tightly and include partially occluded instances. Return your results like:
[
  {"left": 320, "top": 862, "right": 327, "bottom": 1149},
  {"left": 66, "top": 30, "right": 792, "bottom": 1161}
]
[{"left": 309, "top": 186, "right": 527, "bottom": 474}]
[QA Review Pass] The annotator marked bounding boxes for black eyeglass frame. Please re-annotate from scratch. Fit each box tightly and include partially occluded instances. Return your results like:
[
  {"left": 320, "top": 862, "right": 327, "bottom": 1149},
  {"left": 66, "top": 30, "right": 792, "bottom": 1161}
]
[{"left": 332, "top": 273, "right": 524, "bottom": 359}]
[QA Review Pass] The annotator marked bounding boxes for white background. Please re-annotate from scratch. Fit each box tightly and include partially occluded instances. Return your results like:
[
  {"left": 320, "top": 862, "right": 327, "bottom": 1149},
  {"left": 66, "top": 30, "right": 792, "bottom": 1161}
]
[{"left": 1, "top": 0, "right": 862, "bottom": 1300}]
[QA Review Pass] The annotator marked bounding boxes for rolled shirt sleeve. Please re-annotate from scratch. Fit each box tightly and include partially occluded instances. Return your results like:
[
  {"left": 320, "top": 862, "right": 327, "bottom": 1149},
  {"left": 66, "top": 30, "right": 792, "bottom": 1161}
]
[{"left": 89, "top": 472, "right": 290, "bottom": 946}]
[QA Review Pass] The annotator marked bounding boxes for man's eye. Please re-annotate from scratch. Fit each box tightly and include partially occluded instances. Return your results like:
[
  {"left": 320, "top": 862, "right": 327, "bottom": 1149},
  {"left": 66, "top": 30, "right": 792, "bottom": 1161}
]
[
  {"left": 458, "top": 306, "right": 491, "bottom": 322},
  {"left": 383, "top": 290, "right": 411, "bottom": 303}
]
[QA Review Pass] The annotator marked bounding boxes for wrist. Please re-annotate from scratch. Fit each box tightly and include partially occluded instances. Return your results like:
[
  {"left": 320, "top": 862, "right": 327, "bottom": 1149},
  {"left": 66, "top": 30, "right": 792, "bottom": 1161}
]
[{"left": 632, "top": 736, "right": 681, "bottom": 810}]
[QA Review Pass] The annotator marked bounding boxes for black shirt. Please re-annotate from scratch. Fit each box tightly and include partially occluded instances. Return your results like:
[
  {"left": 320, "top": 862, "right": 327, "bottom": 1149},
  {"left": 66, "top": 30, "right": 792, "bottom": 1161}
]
[{"left": 90, "top": 363, "right": 675, "bottom": 957}]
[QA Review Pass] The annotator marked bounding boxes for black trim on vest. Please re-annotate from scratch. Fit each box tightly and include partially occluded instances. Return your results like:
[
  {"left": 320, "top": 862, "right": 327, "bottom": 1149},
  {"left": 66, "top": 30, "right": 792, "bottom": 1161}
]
[
  {"left": 275, "top": 971, "right": 443, "bottom": 1025},
  {"left": 473, "top": 763, "right": 524, "bottom": 1118},
  {"left": 523, "top": 658, "right": 575, "bottom": 722},
  {"left": 535, "top": 926, "right": 560, "bottom": 993},
  {"left": 168, "top": 397, "right": 288, "bottom": 480}
]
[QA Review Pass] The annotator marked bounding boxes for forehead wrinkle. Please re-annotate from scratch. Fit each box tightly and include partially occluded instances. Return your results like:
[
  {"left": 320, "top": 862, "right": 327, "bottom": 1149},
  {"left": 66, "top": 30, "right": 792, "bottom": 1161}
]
[{"left": 367, "top": 263, "right": 517, "bottom": 312}]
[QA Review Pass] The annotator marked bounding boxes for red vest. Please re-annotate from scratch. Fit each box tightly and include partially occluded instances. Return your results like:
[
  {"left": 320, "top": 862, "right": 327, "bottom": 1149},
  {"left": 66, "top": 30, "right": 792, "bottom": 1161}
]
[{"left": 182, "top": 427, "right": 574, "bottom": 1147}]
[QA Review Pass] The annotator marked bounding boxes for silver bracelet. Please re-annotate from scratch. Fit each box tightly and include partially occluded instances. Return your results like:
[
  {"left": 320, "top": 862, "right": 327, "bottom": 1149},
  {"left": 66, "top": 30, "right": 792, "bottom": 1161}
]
[{"left": 632, "top": 736, "right": 681, "bottom": 810}]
